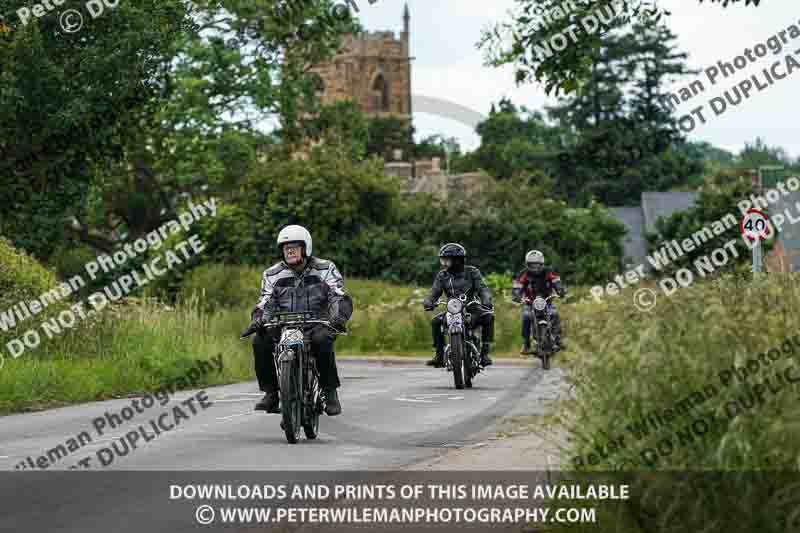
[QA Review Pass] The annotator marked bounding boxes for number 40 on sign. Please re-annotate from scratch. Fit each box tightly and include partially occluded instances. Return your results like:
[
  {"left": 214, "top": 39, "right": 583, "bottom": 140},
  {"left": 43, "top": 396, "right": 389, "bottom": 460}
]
[
  {"left": 740, "top": 208, "right": 772, "bottom": 273},
  {"left": 740, "top": 208, "right": 773, "bottom": 242}
]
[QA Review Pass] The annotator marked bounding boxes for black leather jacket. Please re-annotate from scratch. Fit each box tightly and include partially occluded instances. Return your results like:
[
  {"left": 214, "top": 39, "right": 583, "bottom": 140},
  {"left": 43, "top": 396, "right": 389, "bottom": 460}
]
[
  {"left": 253, "top": 257, "right": 352, "bottom": 323},
  {"left": 422, "top": 265, "right": 493, "bottom": 309}
]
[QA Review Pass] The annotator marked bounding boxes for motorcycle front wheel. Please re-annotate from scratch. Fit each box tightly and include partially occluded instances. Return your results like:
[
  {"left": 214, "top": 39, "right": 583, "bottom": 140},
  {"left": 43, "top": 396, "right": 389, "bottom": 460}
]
[
  {"left": 538, "top": 325, "right": 552, "bottom": 370},
  {"left": 449, "top": 332, "right": 465, "bottom": 390},
  {"left": 279, "top": 357, "right": 302, "bottom": 444}
]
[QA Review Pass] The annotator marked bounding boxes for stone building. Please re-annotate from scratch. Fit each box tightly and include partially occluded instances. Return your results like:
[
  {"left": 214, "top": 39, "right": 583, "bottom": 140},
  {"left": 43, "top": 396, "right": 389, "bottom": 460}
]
[
  {"left": 309, "top": 4, "right": 412, "bottom": 127},
  {"left": 308, "top": 3, "right": 492, "bottom": 198}
]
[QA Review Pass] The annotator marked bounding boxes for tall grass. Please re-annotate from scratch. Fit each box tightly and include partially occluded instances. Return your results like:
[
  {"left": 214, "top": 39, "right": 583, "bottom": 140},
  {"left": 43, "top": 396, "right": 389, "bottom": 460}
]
[
  {"left": 0, "top": 297, "right": 253, "bottom": 414},
  {"left": 549, "top": 273, "right": 800, "bottom": 532}
]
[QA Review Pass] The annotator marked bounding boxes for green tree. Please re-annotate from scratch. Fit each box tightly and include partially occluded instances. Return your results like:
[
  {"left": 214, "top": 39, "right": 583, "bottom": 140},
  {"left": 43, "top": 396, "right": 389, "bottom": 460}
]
[
  {"left": 0, "top": 0, "right": 192, "bottom": 259},
  {"left": 471, "top": 99, "right": 569, "bottom": 180},
  {"left": 549, "top": 22, "right": 703, "bottom": 205},
  {"left": 366, "top": 116, "right": 413, "bottom": 160},
  {"left": 66, "top": 0, "right": 359, "bottom": 253},
  {"left": 480, "top": 0, "right": 762, "bottom": 95}
]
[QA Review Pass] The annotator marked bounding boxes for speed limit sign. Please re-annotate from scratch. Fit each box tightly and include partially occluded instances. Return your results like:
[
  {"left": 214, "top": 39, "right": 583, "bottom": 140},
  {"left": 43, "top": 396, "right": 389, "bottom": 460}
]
[{"left": 740, "top": 208, "right": 772, "bottom": 241}]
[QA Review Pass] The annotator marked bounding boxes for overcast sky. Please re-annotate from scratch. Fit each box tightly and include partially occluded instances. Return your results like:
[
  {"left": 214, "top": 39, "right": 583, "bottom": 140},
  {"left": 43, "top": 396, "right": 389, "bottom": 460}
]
[{"left": 354, "top": 0, "right": 799, "bottom": 158}]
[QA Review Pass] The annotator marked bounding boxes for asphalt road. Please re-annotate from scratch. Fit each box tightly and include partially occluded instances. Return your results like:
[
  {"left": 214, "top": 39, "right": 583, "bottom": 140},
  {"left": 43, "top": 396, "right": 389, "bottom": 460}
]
[
  {"left": 0, "top": 359, "right": 562, "bottom": 533},
  {"left": 1, "top": 359, "right": 547, "bottom": 472}
]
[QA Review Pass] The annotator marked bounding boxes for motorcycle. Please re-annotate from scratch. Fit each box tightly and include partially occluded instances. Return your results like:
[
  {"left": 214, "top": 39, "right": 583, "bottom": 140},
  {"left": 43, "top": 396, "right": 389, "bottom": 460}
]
[
  {"left": 428, "top": 294, "right": 489, "bottom": 390},
  {"left": 241, "top": 311, "right": 344, "bottom": 444},
  {"left": 524, "top": 294, "right": 559, "bottom": 370}
]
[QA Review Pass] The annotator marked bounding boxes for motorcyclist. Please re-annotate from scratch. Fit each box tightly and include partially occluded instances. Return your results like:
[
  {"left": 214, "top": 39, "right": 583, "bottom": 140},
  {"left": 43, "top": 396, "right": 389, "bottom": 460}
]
[
  {"left": 422, "top": 243, "right": 495, "bottom": 368},
  {"left": 249, "top": 225, "right": 353, "bottom": 416},
  {"left": 512, "top": 250, "right": 566, "bottom": 354}
]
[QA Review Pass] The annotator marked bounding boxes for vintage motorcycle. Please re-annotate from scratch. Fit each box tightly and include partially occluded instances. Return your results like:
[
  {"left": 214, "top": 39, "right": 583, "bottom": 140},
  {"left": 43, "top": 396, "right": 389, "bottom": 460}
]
[
  {"left": 525, "top": 294, "right": 559, "bottom": 370},
  {"left": 430, "top": 294, "right": 490, "bottom": 389},
  {"left": 241, "top": 311, "right": 344, "bottom": 444}
]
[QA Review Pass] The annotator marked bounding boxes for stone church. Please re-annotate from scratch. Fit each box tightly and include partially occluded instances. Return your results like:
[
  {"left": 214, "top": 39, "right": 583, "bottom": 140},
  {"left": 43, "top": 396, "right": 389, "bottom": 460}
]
[
  {"left": 310, "top": 5, "right": 413, "bottom": 125},
  {"left": 308, "top": 4, "right": 490, "bottom": 200}
]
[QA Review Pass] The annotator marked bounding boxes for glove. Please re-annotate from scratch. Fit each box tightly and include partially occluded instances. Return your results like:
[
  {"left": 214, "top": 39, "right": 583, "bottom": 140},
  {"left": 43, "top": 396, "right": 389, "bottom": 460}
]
[
  {"left": 483, "top": 302, "right": 494, "bottom": 311},
  {"left": 251, "top": 307, "right": 264, "bottom": 324},
  {"left": 422, "top": 298, "right": 434, "bottom": 311},
  {"left": 330, "top": 316, "right": 347, "bottom": 331}
]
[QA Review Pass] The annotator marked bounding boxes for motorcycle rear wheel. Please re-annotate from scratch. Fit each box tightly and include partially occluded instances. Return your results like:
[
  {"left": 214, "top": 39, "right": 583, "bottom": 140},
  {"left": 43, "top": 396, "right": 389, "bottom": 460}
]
[{"left": 303, "top": 375, "right": 321, "bottom": 440}]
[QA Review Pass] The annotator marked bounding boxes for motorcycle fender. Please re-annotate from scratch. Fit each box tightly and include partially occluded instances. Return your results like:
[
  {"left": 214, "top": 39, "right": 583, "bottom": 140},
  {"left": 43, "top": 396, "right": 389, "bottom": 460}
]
[{"left": 538, "top": 320, "right": 549, "bottom": 326}]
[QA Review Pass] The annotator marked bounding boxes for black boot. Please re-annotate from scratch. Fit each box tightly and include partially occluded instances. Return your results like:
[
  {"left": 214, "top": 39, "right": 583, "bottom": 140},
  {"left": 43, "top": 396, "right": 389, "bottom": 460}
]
[
  {"left": 324, "top": 387, "right": 342, "bottom": 416},
  {"left": 520, "top": 340, "right": 531, "bottom": 355},
  {"left": 480, "top": 342, "right": 493, "bottom": 367},
  {"left": 255, "top": 389, "right": 279, "bottom": 413},
  {"left": 426, "top": 347, "right": 445, "bottom": 368}
]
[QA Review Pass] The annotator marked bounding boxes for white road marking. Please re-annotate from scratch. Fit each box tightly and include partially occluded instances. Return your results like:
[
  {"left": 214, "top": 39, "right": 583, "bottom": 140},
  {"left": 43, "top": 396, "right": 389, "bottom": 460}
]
[
  {"left": 216, "top": 412, "right": 256, "bottom": 420},
  {"left": 395, "top": 398, "right": 434, "bottom": 403},
  {"left": 0, "top": 456, "right": 8, "bottom": 459},
  {"left": 448, "top": 396, "right": 464, "bottom": 400}
]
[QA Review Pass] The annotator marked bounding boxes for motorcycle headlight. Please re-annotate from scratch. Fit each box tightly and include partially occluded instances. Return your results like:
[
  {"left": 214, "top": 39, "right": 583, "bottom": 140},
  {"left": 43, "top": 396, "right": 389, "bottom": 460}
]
[
  {"left": 532, "top": 297, "right": 547, "bottom": 312},
  {"left": 447, "top": 298, "right": 463, "bottom": 314}
]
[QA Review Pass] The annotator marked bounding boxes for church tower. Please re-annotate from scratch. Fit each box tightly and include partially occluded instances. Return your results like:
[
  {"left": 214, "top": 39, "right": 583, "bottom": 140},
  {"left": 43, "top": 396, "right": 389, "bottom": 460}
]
[{"left": 310, "top": 4, "right": 413, "bottom": 128}]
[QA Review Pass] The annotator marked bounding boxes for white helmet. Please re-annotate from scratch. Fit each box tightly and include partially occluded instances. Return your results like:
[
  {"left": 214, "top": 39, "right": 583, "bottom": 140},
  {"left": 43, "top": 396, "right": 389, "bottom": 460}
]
[
  {"left": 277, "top": 225, "right": 312, "bottom": 256},
  {"left": 525, "top": 250, "right": 544, "bottom": 264}
]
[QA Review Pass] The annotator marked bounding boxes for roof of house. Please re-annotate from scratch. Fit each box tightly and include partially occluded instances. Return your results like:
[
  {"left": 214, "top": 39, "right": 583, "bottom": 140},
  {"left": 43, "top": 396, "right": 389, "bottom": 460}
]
[
  {"left": 609, "top": 207, "right": 647, "bottom": 268},
  {"left": 641, "top": 192, "right": 699, "bottom": 235}
]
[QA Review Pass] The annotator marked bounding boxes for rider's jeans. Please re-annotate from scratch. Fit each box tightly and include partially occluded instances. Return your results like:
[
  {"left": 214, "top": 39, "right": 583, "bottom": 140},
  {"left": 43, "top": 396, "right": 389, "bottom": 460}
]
[
  {"left": 521, "top": 304, "right": 532, "bottom": 342},
  {"left": 252, "top": 325, "right": 341, "bottom": 391}
]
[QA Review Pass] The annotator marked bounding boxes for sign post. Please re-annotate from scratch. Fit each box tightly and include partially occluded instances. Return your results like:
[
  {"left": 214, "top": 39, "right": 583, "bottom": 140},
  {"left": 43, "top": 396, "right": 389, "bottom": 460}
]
[{"left": 740, "top": 208, "right": 772, "bottom": 273}]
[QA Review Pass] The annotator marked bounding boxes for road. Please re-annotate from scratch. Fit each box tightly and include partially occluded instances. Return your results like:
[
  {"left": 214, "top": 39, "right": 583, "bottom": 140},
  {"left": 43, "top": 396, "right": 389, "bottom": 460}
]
[
  {"left": 1, "top": 359, "right": 549, "bottom": 471},
  {"left": 0, "top": 359, "right": 563, "bottom": 533}
]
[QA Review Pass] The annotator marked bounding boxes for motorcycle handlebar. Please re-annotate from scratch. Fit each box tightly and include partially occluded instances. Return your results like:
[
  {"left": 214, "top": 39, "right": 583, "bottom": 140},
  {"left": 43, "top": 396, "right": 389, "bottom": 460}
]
[
  {"left": 240, "top": 319, "right": 346, "bottom": 339},
  {"left": 425, "top": 299, "right": 492, "bottom": 312},
  {"left": 521, "top": 294, "right": 560, "bottom": 303}
]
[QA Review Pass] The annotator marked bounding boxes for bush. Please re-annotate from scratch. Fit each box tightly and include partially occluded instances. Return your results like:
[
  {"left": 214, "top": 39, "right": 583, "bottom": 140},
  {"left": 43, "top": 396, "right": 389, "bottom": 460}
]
[
  {"left": 0, "top": 237, "right": 69, "bottom": 353},
  {"left": 178, "top": 264, "right": 261, "bottom": 312},
  {"left": 188, "top": 152, "right": 625, "bottom": 288}
]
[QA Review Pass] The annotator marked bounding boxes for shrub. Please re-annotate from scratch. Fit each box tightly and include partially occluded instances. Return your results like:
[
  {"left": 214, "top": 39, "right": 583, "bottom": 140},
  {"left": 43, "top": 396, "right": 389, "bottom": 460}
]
[
  {"left": 178, "top": 264, "right": 261, "bottom": 312},
  {"left": 0, "top": 237, "right": 69, "bottom": 354}
]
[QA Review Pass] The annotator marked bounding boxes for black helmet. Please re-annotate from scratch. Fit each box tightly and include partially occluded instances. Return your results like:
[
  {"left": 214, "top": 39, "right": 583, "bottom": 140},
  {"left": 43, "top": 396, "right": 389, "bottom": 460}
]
[{"left": 439, "top": 243, "right": 466, "bottom": 258}]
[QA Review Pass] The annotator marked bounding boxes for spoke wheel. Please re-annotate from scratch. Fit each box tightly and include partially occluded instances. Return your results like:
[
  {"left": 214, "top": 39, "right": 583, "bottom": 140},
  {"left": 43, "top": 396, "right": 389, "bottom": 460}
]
[
  {"left": 450, "top": 333, "right": 465, "bottom": 390},
  {"left": 303, "top": 375, "right": 320, "bottom": 440},
  {"left": 280, "top": 358, "right": 302, "bottom": 444}
]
